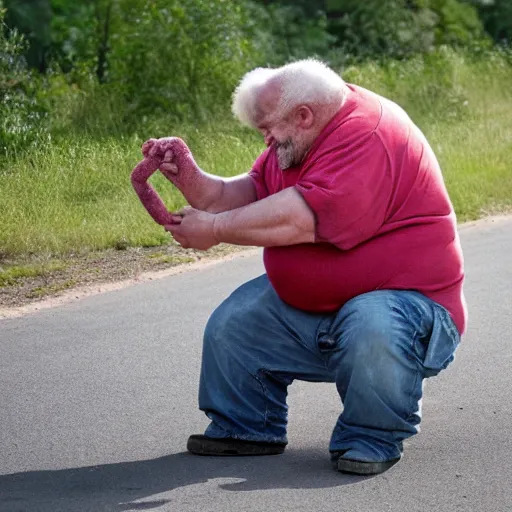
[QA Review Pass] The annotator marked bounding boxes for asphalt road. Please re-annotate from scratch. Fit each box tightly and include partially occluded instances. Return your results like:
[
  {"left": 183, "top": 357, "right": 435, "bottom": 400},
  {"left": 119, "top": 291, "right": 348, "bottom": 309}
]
[{"left": 1, "top": 217, "right": 511, "bottom": 512}]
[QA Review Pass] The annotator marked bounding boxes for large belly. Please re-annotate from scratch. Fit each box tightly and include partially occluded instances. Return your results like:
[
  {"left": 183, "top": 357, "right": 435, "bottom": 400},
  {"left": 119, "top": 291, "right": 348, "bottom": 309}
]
[
  {"left": 263, "top": 222, "right": 463, "bottom": 314},
  {"left": 263, "top": 243, "right": 385, "bottom": 312}
]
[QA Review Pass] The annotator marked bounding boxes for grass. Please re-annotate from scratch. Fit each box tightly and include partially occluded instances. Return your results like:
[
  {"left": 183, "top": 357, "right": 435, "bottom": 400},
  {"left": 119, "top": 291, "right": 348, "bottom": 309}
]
[
  {"left": 147, "top": 253, "right": 196, "bottom": 264},
  {"left": 26, "top": 280, "right": 77, "bottom": 298},
  {"left": 343, "top": 48, "right": 512, "bottom": 221},
  {"left": 0, "top": 125, "right": 262, "bottom": 256},
  {"left": 0, "top": 48, "right": 511, "bottom": 258},
  {"left": 0, "top": 262, "right": 67, "bottom": 287}
]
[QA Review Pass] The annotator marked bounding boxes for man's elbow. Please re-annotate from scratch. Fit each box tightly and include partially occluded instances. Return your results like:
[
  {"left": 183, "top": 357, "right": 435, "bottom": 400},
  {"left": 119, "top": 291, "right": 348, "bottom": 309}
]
[
  {"left": 287, "top": 190, "right": 316, "bottom": 244},
  {"left": 286, "top": 210, "right": 316, "bottom": 245}
]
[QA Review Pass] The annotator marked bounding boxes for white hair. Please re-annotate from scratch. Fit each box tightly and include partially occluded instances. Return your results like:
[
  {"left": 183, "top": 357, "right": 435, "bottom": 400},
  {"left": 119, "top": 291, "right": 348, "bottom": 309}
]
[{"left": 232, "top": 59, "right": 346, "bottom": 127}]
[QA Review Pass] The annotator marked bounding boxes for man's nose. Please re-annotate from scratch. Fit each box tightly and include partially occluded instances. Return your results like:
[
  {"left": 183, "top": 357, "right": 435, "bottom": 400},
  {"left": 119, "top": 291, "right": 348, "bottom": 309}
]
[{"left": 264, "top": 132, "right": 274, "bottom": 147}]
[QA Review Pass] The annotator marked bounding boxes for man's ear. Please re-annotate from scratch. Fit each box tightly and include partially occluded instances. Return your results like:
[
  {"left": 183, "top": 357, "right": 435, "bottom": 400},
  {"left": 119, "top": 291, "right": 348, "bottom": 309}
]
[{"left": 296, "top": 105, "right": 314, "bottom": 129}]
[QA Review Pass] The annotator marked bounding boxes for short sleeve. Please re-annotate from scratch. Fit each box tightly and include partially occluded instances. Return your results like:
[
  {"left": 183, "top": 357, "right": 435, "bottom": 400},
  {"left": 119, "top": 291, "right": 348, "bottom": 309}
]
[
  {"left": 248, "top": 149, "right": 271, "bottom": 201},
  {"left": 296, "top": 133, "right": 392, "bottom": 250}
]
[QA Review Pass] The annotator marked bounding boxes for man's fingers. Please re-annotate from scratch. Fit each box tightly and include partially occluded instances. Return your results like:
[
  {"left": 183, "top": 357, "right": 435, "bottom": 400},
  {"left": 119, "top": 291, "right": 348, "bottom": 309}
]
[
  {"left": 142, "top": 137, "right": 183, "bottom": 159},
  {"left": 149, "top": 140, "right": 167, "bottom": 158},
  {"left": 142, "top": 139, "right": 156, "bottom": 151},
  {"left": 160, "top": 150, "right": 178, "bottom": 174},
  {"left": 161, "top": 163, "right": 178, "bottom": 174},
  {"left": 176, "top": 239, "right": 189, "bottom": 249},
  {"left": 164, "top": 218, "right": 182, "bottom": 230},
  {"left": 148, "top": 144, "right": 159, "bottom": 158},
  {"left": 142, "top": 138, "right": 157, "bottom": 157},
  {"left": 164, "top": 225, "right": 188, "bottom": 248},
  {"left": 173, "top": 206, "right": 192, "bottom": 217}
]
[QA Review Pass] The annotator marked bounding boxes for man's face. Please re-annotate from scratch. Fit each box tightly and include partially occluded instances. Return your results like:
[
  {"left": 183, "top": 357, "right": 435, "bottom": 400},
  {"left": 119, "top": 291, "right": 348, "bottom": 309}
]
[
  {"left": 256, "top": 112, "right": 307, "bottom": 170},
  {"left": 255, "top": 88, "right": 308, "bottom": 170}
]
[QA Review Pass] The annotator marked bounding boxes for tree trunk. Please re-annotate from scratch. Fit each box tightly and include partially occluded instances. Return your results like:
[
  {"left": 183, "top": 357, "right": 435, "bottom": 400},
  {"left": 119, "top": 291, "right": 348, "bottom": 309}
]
[{"left": 96, "top": 1, "right": 113, "bottom": 84}]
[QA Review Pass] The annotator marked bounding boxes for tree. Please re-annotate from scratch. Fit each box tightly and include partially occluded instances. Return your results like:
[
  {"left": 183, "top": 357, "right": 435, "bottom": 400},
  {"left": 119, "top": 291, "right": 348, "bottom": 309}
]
[
  {"left": 324, "top": 0, "right": 486, "bottom": 60},
  {"left": 108, "top": 0, "right": 263, "bottom": 121},
  {"left": 0, "top": 2, "right": 48, "bottom": 154},
  {"left": 254, "top": 0, "right": 327, "bottom": 17},
  {"left": 3, "top": 0, "right": 51, "bottom": 72},
  {"left": 427, "top": 0, "right": 487, "bottom": 47},
  {"left": 51, "top": 0, "right": 114, "bottom": 81},
  {"left": 325, "top": 0, "right": 438, "bottom": 59},
  {"left": 473, "top": 0, "right": 512, "bottom": 43}
]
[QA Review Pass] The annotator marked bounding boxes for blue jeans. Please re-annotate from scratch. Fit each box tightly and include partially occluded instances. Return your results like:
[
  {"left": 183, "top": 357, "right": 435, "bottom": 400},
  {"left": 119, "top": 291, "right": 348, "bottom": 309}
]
[{"left": 198, "top": 275, "right": 460, "bottom": 462}]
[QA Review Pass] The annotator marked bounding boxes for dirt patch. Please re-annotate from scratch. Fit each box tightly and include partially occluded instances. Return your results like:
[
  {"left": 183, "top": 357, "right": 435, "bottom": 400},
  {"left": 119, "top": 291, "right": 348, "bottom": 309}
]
[
  {"left": 0, "top": 243, "right": 257, "bottom": 318},
  {"left": 2, "top": 214, "right": 511, "bottom": 320}
]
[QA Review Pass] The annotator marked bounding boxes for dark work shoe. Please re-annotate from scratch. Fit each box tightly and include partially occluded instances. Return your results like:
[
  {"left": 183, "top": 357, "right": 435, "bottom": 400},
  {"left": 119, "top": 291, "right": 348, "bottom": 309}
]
[
  {"left": 332, "top": 450, "right": 401, "bottom": 475},
  {"left": 187, "top": 434, "right": 287, "bottom": 456}
]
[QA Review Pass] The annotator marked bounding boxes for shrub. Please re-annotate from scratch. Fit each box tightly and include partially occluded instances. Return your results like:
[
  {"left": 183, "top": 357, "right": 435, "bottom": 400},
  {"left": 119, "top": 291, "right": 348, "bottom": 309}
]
[
  {"left": 107, "top": 0, "right": 262, "bottom": 124},
  {"left": 0, "top": 3, "right": 49, "bottom": 156},
  {"left": 341, "top": 46, "right": 470, "bottom": 125},
  {"left": 325, "top": 0, "right": 487, "bottom": 61},
  {"left": 246, "top": 2, "right": 336, "bottom": 66}
]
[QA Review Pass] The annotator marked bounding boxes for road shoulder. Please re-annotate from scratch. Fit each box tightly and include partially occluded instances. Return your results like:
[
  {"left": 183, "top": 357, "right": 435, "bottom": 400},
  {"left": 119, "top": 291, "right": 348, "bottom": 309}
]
[{"left": 1, "top": 214, "right": 511, "bottom": 320}]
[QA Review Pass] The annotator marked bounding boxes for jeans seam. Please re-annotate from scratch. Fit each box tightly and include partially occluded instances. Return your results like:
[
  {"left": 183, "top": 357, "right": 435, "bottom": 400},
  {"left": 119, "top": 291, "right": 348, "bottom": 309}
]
[
  {"left": 292, "top": 334, "right": 332, "bottom": 374},
  {"left": 407, "top": 362, "right": 422, "bottom": 426},
  {"left": 436, "top": 303, "right": 461, "bottom": 341},
  {"left": 317, "top": 320, "right": 341, "bottom": 373},
  {"left": 406, "top": 328, "right": 424, "bottom": 425},
  {"left": 323, "top": 351, "right": 339, "bottom": 377},
  {"left": 252, "top": 370, "right": 270, "bottom": 430}
]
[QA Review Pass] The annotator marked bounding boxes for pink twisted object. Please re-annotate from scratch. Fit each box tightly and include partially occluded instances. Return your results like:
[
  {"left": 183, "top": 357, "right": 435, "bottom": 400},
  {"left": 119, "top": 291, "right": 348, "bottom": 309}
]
[
  {"left": 130, "top": 137, "right": 193, "bottom": 226},
  {"left": 130, "top": 155, "right": 174, "bottom": 226}
]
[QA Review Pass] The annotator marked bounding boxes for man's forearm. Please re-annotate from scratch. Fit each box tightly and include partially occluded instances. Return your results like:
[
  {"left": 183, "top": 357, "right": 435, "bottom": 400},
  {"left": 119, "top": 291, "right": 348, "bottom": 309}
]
[
  {"left": 203, "top": 173, "right": 258, "bottom": 213},
  {"left": 180, "top": 171, "right": 257, "bottom": 214},
  {"left": 150, "top": 137, "right": 257, "bottom": 213},
  {"left": 212, "top": 187, "right": 316, "bottom": 247}
]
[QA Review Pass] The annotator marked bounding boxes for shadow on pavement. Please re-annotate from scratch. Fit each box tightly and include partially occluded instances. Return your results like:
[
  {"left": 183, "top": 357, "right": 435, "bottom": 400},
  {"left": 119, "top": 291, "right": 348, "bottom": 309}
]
[{"left": 0, "top": 448, "right": 368, "bottom": 511}]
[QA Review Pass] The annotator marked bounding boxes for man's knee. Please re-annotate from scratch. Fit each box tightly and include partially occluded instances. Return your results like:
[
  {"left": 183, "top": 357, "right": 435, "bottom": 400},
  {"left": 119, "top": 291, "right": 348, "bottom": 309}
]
[
  {"left": 328, "top": 292, "right": 424, "bottom": 418},
  {"left": 203, "top": 275, "right": 284, "bottom": 352},
  {"left": 326, "top": 291, "right": 424, "bottom": 386},
  {"left": 204, "top": 294, "right": 248, "bottom": 351},
  {"left": 338, "top": 292, "right": 401, "bottom": 348}
]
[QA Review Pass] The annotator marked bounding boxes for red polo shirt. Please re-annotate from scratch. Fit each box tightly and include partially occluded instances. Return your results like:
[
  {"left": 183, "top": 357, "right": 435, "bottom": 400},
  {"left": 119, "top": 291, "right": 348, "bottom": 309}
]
[{"left": 249, "top": 84, "right": 467, "bottom": 335}]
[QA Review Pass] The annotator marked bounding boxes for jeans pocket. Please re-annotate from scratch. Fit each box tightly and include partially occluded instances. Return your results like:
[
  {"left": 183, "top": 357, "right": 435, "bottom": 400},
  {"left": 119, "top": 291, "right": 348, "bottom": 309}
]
[
  {"left": 316, "top": 316, "right": 340, "bottom": 354},
  {"left": 418, "top": 304, "right": 461, "bottom": 378}
]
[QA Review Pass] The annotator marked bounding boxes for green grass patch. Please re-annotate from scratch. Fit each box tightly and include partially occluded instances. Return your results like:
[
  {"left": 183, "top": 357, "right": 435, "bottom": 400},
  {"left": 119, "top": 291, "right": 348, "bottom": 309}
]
[
  {"left": 0, "top": 261, "right": 67, "bottom": 287},
  {"left": 0, "top": 124, "right": 262, "bottom": 257},
  {"left": 26, "top": 280, "right": 77, "bottom": 298},
  {"left": 343, "top": 48, "right": 512, "bottom": 221},
  {"left": 1, "top": 48, "right": 511, "bottom": 258},
  {"left": 147, "top": 253, "right": 196, "bottom": 264}
]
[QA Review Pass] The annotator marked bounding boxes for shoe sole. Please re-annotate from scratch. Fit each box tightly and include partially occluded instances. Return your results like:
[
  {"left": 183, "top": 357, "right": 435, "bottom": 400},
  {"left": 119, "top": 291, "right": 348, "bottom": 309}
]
[
  {"left": 337, "top": 457, "right": 401, "bottom": 475},
  {"left": 187, "top": 435, "right": 286, "bottom": 456}
]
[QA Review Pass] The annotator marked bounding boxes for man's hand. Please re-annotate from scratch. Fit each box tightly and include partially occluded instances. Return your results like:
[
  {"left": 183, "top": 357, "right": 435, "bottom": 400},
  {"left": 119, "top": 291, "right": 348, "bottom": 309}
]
[
  {"left": 165, "top": 206, "right": 219, "bottom": 251},
  {"left": 142, "top": 137, "right": 199, "bottom": 181}
]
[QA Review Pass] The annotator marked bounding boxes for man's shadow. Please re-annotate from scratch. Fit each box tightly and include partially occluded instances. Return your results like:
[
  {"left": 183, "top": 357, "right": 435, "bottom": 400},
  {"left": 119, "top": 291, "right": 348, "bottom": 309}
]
[{"left": 0, "top": 448, "right": 368, "bottom": 512}]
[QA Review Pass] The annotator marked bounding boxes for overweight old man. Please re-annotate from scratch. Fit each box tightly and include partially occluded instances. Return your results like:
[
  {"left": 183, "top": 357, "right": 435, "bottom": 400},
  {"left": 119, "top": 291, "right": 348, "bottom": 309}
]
[{"left": 131, "top": 59, "right": 466, "bottom": 476}]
